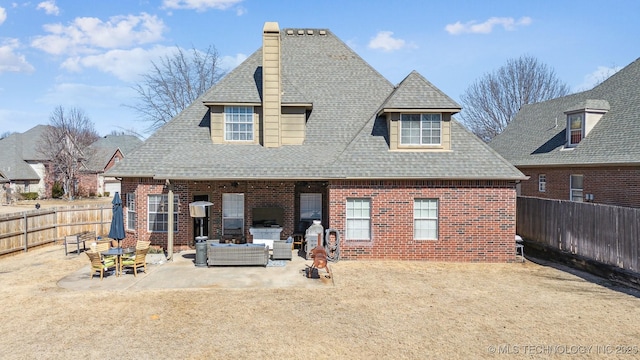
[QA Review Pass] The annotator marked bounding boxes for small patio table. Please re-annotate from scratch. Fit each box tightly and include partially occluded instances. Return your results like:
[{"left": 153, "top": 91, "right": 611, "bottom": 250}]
[{"left": 101, "top": 247, "right": 135, "bottom": 276}]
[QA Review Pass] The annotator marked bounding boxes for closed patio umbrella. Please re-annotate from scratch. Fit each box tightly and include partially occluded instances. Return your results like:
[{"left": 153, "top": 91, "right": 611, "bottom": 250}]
[{"left": 108, "top": 192, "right": 126, "bottom": 248}]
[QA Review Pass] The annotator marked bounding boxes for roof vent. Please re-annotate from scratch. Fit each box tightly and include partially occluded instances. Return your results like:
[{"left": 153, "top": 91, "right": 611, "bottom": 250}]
[
  {"left": 307, "top": 29, "right": 314, "bottom": 35},
  {"left": 319, "top": 30, "right": 326, "bottom": 35},
  {"left": 297, "top": 29, "right": 304, "bottom": 35},
  {"left": 286, "top": 29, "right": 294, "bottom": 35}
]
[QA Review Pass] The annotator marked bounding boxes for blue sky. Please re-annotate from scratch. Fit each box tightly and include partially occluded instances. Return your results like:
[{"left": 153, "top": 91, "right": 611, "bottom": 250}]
[{"left": 1, "top": 0, "right": 639, "bottom": 137}]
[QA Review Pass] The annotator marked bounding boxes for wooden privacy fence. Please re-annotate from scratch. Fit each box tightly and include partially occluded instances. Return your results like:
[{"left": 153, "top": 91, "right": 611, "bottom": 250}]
[
  {"left": 0, "top": 205, "right": 112, "bottom": 256},
  {"left": 517, "top": 196, "right": 640, "bottom": 272}
]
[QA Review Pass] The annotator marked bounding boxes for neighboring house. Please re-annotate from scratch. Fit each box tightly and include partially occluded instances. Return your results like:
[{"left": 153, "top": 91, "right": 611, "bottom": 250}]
[
  {"left": 108, "top": 22, "right": 525, "bottom": 262},
  {"left": 79, "top": 135, "right": 143, "bottom": 196},
  {"left": 0, "top": 125, "right": 51, "bottom": 201},
  {"left": 490, "top": 57, "right": 640, "bottom": 208}
]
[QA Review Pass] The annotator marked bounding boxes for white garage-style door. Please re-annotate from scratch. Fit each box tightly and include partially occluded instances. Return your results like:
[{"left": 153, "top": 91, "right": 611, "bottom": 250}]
[{"left": 104, "top": 182, "right": 121, "bottom": 196}]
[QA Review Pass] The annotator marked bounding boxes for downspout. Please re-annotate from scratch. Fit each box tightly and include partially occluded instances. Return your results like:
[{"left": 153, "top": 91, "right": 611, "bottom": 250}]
[{"left": 166, "top": 179, "right": 174, "bottom": 261}]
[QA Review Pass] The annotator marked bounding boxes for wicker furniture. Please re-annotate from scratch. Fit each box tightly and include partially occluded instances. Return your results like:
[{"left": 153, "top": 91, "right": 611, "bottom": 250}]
[
  {"left": 272, "top": 240, "right": 293, "bottom": 260},
  {"left": 207, "top": 243, "right": 269, "bottom": 266},
  {"left": 86, "top": 250, "right": 116, "bottom": 280}
]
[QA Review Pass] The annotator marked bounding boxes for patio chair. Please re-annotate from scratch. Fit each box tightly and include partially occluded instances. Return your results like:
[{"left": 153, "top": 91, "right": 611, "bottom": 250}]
[
  {"left": 272, "top": 240, "right": 293, "bottom": 260},
  {"left": 121, "top": 240, "right": 151, "bottom": 261},
  {"left": 94, "top": 242, "right": 117, "bottom": 263},
  {"left": 292, "top": 221, "right": 310, "bottom": 250},
  {"left": 86, "top": 250, "right": 116, "bottom": 280},
  {"left": 120, "top": 247, "right": 149, "bottom": 277}
]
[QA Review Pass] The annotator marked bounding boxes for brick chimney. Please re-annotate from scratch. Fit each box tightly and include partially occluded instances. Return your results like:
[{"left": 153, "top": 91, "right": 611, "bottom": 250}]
[{"left": 262, "top": 22, "right": 281, "bottom": 148}]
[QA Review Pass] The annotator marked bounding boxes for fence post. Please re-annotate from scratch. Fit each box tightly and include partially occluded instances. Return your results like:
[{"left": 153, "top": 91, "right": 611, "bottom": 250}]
[
  {"left": 23, "top": 212, "right": 28, "bottom": 252},
  {"left": 54, "top": 208, "right": 58, "bottom": 244}
]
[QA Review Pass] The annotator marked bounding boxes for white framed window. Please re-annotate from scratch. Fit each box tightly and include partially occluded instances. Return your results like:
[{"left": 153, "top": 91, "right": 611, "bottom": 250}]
[
  {"left": 414, "top": 199, "right": 438, "bottom": 240},
  {"left": 148, "top": 194, "right": 178, "bottom": 232},
  {"left": 346, "top": 198, "right": 371, "bottom": 240},
  {"left": 538, "top": 174, "right": 546, "bottom": 192},
  {"left": 126, "top": 193, "right": 136, "bottom": 231},
  {"left": 300, "top": 193, "right": 322, "bottom": 222},
  {"left": 568, "top": 113, "right": 583, "bottom": 146},
  {"left": 570, "top": 174, "right": 583, "bottom": 202},
  {"left": 401, "top": 113, "right": 441, "bottom": 145},
  {"left": 224, "top": 106, "right": 254, "bottom": 141},
  {"left": 222, "top": 193, "right": 244, "bottom": 235}
]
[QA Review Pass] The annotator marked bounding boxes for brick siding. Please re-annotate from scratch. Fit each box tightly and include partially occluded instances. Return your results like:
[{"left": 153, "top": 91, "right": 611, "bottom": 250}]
[
  {"left": 329, "top": 180, "right": 517, "bottom": 262},
  {"left": 518, "top": 166, "right": 640, "bottom": 208},
  {"left": 121, "top": 178, "right": 518, "bottom": 262}
]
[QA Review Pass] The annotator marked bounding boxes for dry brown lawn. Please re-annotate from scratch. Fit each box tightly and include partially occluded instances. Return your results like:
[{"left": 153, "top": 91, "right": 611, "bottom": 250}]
[{"left": 1, "top": 244, "right": 639, "bottom": 359}]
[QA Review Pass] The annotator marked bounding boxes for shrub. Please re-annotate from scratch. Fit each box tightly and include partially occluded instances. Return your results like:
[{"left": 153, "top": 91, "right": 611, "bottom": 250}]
[
  {"left": 104, "top": 192, "right": 110, "bottom": 197},
  {"left": 52, "top": 181, "right": 64, "bottom": 198},
  {"left": 20, "top": 192, "right": 39, "bottom": 200},
  {"left": 148, "top": 246, "right": 164, "bottom": 254}
]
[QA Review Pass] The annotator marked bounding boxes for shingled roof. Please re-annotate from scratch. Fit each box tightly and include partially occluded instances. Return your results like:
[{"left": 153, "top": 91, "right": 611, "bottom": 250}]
[
  {"left": 380, "top": 71, "right": 461, "bottom": 111},
  {"left": 109, "top": 26, "right": 523, "bottom": 181},
  {"left": 84, "top": 134, "right": 142, "bottom": 172},
  {"left": 0, "top": 125, "right": 51, "bottom": 181},
  {"left": 490, "top": 57, "right": 640, "bottom": 167}
]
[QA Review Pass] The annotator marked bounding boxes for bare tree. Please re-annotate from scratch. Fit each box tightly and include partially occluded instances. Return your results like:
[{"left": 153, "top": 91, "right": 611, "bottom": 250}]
[
  {"left": 459, "top": 55, "right": 571, "bottom": 142},
  {"left": 128, "top": 45, "right": 227, "bottom": 133},
  {"left": 38, "top": 106, "right": 99, "bottom": 199}
]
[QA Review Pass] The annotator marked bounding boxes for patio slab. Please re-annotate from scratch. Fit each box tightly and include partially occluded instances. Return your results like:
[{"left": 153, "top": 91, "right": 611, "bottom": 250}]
[{"left": 57, "top": 249, "right": 333, "bottom": 290}]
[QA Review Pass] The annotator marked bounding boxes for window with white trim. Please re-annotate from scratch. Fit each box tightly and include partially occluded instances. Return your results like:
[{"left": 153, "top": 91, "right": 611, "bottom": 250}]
[
  {"left": 222, "top": 193, "right": 244, "bottom": 235},
  {"left": 538, "top": 174, "right": 546, "bottom": 192},
  {"left": 300, "top": 193, "right": 322, "bottom": 222},
  {"left": 570, "top": 174, "right": 583, "bottom": 202},
  {"left": 224, "top": 106, "right": 253, "bottom": 141},
  {"left": 414, "top": 199, "right": 438, "bottom": 240},
  {"left": 568, "top": 113, "right": 583, "bottom": 146},
  {"left": 401, "top": 113, "right": 441, "bottom": 145},
  {"left": 126, "top": 193, "right": 136, "bottom": 231},
  {"left": 148, "top": 194, "right": 178, "bottom": 232},
  {"left": 346, "top": 198, "right": 371, "bottom": 240}
]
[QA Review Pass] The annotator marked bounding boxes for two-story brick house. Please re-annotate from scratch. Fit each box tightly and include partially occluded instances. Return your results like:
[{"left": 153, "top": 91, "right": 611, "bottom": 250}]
[
  {"left": 490, "top": 57, "right": 640, "bottom": 208},
  {"left": 108, "top": 22, "right": 525, "bottom": 262}
]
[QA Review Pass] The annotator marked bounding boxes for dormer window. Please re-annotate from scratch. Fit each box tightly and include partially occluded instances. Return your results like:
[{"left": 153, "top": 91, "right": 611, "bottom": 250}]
[
  {"left": 400, "top": 113, "right": 441, "bottom": 145},
  {"left": 564, "top": 100, "right": 610, "bottom": 148},
  {"left": 224, "top": 106, "right": 254, "bottom": 141},
  {"left": 567, "top": 113, "right": 583, "bottom": 146}
]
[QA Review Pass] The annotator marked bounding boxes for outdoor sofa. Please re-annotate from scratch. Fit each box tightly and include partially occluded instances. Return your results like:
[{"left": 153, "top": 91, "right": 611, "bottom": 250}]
[{"left": 207, "top": 243, "right": 269, "bottom": 266}]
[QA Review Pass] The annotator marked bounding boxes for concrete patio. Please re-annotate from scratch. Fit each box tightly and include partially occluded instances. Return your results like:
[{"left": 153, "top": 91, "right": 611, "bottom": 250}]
[{"left": 58, "top": 249, "right": 333, "bottom": 290}]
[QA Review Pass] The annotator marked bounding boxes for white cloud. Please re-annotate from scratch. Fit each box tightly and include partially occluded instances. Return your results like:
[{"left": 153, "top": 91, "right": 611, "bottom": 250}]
[
  {"left": 0, "top": 39, "right": 35, "bottom": 73},
  {"left": 36, "top": 1, "right": 60, "bottom": 16},
  {"left": 574, "top": 65, "right": 623, "bottom": 91},
  {"left": 445, "top": 16, "right": 532, "bottom": 35},
  {"left": 60, "top": 45, "right": 178, "bottom": 82},
  {"left": 162, "top": 0, "right": 243, "bottom": 12},
  {"left": 220, "top": 53, "right": 246, "bottom": 71},
  {"left": 31, "top": 12, "right": 166, "bottom": 55},
  {"left": 0, "top": 7, "right": 7, "bottom": 25},
  {"left": 368, "top": 31, "right": 408, "bottom": 52}
]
